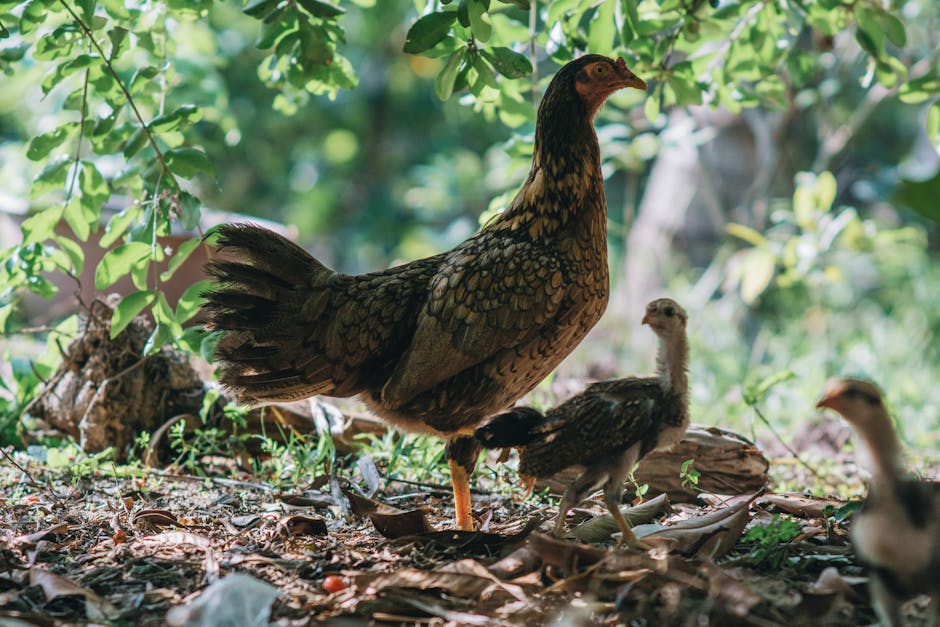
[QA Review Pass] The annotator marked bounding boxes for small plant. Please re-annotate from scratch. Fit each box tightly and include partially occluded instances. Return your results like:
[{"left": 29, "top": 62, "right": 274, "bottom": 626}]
[
  {"left": 679, "top": 458, "right": 701, "bottom": 492},
  {"left": 741, "top": 515, "right": 802, "bottom": 569},
  {"left": 627, "top": 463, "right": 649, "bottom": 502},
  {"left": 47, "top": 445, "right": 115, "bottom": 484}
]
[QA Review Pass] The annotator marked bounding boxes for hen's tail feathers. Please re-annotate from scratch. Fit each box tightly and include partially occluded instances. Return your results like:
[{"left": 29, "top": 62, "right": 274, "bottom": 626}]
[
  {"left": 201, "top": 223, "right": 337, "bottom": 404},
  {"left": 474, "top": 406, "right": 546, "bottom": 449}
]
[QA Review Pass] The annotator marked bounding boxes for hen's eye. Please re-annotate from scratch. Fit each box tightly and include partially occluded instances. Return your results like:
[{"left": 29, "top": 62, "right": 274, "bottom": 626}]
[{"left": 595, "top": 65, "right": 606, "bottom": 76}]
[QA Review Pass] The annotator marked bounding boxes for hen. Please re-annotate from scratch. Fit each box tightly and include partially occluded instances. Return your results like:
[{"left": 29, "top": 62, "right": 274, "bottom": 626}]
[
  {"left": 202, "top": 55, "right": 647, "bottom": 530},
  {"left": 475, "top": 298, "right": 690, "bottom": 546},
  {"left": 816, "top": 378, "right": 940, "bottom": 627}
]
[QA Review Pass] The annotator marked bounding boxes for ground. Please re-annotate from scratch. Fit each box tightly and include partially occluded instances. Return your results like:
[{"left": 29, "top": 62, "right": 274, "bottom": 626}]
[{"left": 2, "top": 421, "right": 938, "bottom": 627}]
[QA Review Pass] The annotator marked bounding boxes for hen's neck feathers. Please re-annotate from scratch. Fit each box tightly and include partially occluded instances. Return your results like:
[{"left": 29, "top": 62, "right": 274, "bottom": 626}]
[{"left": 495, "top": 82, "right": 604, "bottom": 237}]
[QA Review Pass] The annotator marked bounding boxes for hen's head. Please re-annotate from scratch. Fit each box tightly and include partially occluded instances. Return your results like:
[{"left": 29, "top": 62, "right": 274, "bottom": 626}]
[
  {"left": 540, "top": 54, "right": 647, "bottom": 122},
  {"left": 642, "top": 298, "right": 687, "bottom": 337},
  {"left": 816, "top": 378, "right": 888, "bottom": 429}
]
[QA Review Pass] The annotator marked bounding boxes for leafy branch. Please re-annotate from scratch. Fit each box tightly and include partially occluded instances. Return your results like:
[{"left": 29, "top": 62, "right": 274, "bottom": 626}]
[{"left": 57, "top": 0, "right": 180, "bottom": 194}]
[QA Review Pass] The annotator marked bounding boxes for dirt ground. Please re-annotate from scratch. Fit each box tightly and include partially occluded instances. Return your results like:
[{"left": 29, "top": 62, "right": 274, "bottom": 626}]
[{"left": 2, "top": 433, "right": 938, "bottom": 627}]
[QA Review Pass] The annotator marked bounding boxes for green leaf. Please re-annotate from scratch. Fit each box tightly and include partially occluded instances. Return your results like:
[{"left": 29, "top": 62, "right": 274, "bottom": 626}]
[
  {"left": 160, "top": 238, "right": 201, "bottom": 282},
  {"left": 484, "top": 47, "right": 531, "bottom": 79},
  {"left": 149, "top": 105, "right": 201, "bottom": 133},
  {"left": 877, "top": 8, "right": 906, "bottom": 48},
  {"left": 854, "top": 5, "right": 884, "bottom": 58},
  {"left": 726, "top": 223, "right": 766, "bottom": 247},
  {"left": 52, "top": 234, "right": 85, "bottom": 275},
  {"left": 165, "top": 147, "right": 215, "bottom": 178},
  {"left": 95, "top": 242, "right": 150, "bottom": 290},
  {"left": 100, "top": 206, "right": 141, "bottom": 248},
  {"left": 815, "top": 171, "right": 837, "bottom": 212},
  {"left": 403, "top": 11, "right": 456, "bottom": 54},
  {"left": 587, "top": 0, "right": 615, "bottom": 56},
  {"left": 110, "top": 290, "right": 156, "bottom": 338},
  {"left": 435, "top": 48, "right": 465, "bottom": 100},
  {"left": 740, "top": 248, "right": 777, "bottom": 304},
  {"left": 177, "top": 191, "right": 202, "bottom": 231},
  {"left": 144, "top": 322, "right": 173, "bottom": 355},
  {"left": 467, "top": 0, "right": 491, "bottom": 42},
  {"left": 297, "top": 0, "right": 344, "bottom": 18},
  {"left": 892, "top": 169, "right": 940, "bottom": 223},
  {"left": 744, "top": 370, "right": 796, "bottom": 405},
  {"left": 243, "top": 0, "right": 280, "bottom": 18},
  {"left": 123, "top": 127, "right": 149, "bottom": 158},
  {"left": 21, "top": 207, "right": 64, "bottom": 244},
  {"left": 927, "top": 101, "right": 940, "bottom": 150},
  {"left": 80, "top": 161, "right": 109, "bottom": 210},
  {"left": 41, "top": 54, "right": 97, "bottom": 95},
  {"left": 63, "top": 197, "right": 92, "bottom": 241},
  {"left": 27, "top": 123, "right": 76, "bottom": 161},
  {"left": 299, "top": 21, "right": 332, "bottom": 65},
  {"left": 898, "top": 74, "right": 940, "bottom": 104},
  {"left": 31, "top": 158, "right": 73, "bottom": 198},
  {"left": 200, "top": 330, "right": 220, "bottom": 362},
  {"left": 471, "top": 53, "right": 498, "bottom": 90},
  {"left": 175, "top": 279, "right": 212, "bottom": 324}
]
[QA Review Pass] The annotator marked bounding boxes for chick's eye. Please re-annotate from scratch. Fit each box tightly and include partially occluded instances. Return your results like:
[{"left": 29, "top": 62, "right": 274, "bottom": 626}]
[{"left": 664, "top": 307, "right": 674, "bottom": 317}]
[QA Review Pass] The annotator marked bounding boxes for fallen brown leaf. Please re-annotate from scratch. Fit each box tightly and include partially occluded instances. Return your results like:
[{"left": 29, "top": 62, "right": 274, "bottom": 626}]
[
  {"left": 276, "top": 514, "right": 328, "bottom": 537},
  {"left": 634, "top": 491, "right": 760, "bottom": 559},
  {"left": 570, "top": 493, "right": 672, "bottom": 543},
  {"left": 30, "top": 567, "right": 120, "bottom": 622},
  {"left": 13, "top": 522, "right": 69, "bottom": 548}
]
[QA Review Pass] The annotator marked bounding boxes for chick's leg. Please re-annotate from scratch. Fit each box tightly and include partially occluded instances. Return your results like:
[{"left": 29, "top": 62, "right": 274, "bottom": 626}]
[
  {"left": 553, "top": 467, "right": 604, "bottom": 538},
  {"left": 604, "top": 446, "right": 648, "bottom": 549},
  {"left": 446, "top": 437, "right": 481, "bottom": 531},
  {"left": 869, "top": 571, "right": 903, "bottom": 627}
]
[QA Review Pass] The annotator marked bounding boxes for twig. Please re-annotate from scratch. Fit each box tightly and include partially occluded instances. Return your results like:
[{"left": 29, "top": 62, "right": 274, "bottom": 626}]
[
  {"left": 145, "top": 468, "right": 276, "bottom": 492},
  {"left": 385, "top": 476, "right": 489, "bottom": 495},
  {"left": 57, "top": 0, "right": 179, "bottom": 191},
  {"left": 0, "top": 446, "right": 68, "bottom": 500},
  {"left": 65, "top": 66, "right": 90, "bottom": 205},
  {"left": 751, "top": 405, "right": 823, "bottom": 481},
  {"left": 0, "top": 446, "right": 44, "bottom": 490}
]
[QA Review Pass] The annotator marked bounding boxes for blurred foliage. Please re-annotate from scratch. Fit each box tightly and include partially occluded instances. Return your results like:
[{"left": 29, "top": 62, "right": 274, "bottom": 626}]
[{"left": 0, "top": 0, "right": 938, "bottom": 458}]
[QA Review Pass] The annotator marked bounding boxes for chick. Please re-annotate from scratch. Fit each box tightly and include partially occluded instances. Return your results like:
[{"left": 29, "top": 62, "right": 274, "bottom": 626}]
[
  {"left": 817, "top": 378, "right": 940, "bottom": 627},
  {"left": 476, "top": 298, "right": 690, "bottom": 547}
]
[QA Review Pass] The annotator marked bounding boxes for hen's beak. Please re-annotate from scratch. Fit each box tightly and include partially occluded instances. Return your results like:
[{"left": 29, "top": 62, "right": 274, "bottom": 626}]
[{"left": 615, "top": 57, "right": 648, "bottom": 91}]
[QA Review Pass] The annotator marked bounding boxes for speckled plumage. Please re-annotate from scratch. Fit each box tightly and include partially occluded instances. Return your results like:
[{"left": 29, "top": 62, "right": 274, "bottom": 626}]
[
  {"left": 514, "top": 378, "right": 686, "bottom": 478},
  {"left": 201, "top": 54, "right": 647, "bottom": 530}
]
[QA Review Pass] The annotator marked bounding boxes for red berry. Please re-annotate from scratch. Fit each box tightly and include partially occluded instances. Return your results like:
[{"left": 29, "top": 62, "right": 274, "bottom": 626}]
[{"left": 322, "top": 575, "right": 346, "bottom": 594}]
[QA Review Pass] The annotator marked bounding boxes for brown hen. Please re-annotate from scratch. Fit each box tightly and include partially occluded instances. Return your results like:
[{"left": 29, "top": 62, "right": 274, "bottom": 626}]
[
  {"left": 201, "top": 54, "right": 647, "bottom": 530},
  {"left": 475, "top": 298, "right": 690, "bottom": 546}
]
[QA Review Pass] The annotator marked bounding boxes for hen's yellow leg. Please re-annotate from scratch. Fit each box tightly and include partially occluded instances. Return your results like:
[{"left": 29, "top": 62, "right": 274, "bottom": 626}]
[{"left": 449, "top": 460, "right": 474, "bottom": 531}]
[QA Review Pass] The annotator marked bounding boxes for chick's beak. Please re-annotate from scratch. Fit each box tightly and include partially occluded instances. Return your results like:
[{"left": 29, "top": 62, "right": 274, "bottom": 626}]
[
  {"left": 641, "top": 313, "right": 651, "bottom": 326},
  {"left": 815, "top": 394, "right": 834, "bottom": 410},
  {"left": 816, "top": 379, "right": 846, "bottom": 410},
  {"left": 615, "top": 57, "right": 648, "bottom": 91}
]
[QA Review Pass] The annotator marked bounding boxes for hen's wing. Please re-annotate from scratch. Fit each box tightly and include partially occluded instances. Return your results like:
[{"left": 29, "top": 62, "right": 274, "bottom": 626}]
[
  {"left": 518, "top": 378, "right": 665, "bottom": 478},
  {"left": 381, "top": 234, "right": 566, "bottom": 407}
]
